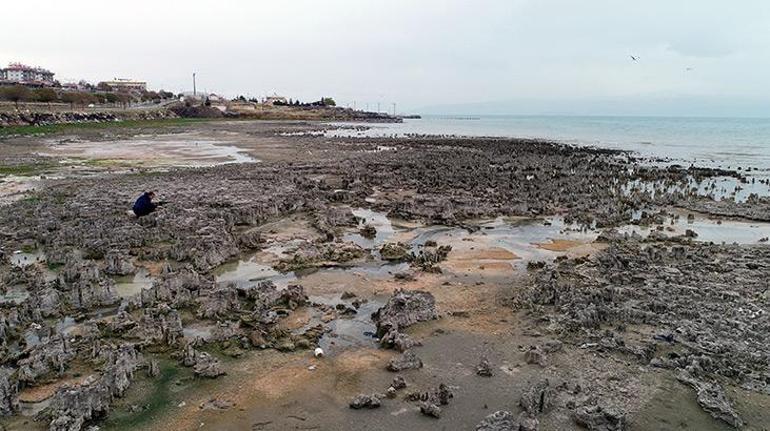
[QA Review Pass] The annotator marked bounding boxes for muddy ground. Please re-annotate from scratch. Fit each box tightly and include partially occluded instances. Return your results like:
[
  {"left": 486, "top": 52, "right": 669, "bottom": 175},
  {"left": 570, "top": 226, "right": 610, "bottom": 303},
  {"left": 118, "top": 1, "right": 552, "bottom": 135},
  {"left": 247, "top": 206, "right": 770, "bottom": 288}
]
[{"left": 0, "top": 120, "right": 769, "bottom": 431}]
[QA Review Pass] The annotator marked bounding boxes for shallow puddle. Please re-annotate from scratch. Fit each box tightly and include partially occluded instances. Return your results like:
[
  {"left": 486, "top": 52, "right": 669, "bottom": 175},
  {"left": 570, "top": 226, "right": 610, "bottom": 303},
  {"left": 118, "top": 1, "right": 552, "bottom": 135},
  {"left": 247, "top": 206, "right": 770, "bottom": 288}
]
[
  {"left": 343, "top": 208, "right": 398, "bottom": 249},
  {"left": 0, "top": 175, "right": 43, "bottom": 204},
  {"left": 43, "top": 133, "right": 258, "bottom": 167},
  {"left": 214, "top": 254, "right": 297, "bottom": 288},
  {"left": 631, "top": 376, "right": 733, "bottom": 431},
  {"left": 619, "top": 215, "right": 770, "bottom": 244},
  {"left": 0, "top": 286, "right": 30, "bottom": 305},
  {"left": 113, "top": 268, "right": 154, "bottom": 298},
  {"left": 625, "top": 175, "right": 770, "bottom": 204},
  {"left": 692, "top": 176, "right": 770, "bottom": 202},
  {"left": 403, "top": 217, "right": 597, "bottom": 267},
  {"left": 183, "top": 322, "right": 216, "bottom": 342},
  {"left": 311, "top": 293, "right": 383, "bottom": 355},
  {"left": 10, "top": 250, "right": 46, "bottom": 267},
  {"left": 313, "top": 262, "right": 409, "bottom": 280},
  {"left": 19, "top": 398, "right": 52, "bottom": 417}
]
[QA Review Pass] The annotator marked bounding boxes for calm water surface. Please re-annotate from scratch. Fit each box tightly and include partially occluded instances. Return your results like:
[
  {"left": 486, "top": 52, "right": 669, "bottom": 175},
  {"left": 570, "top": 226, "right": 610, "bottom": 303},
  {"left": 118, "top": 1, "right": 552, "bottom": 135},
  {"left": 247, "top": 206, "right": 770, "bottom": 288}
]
[{"left": 334, "top": 115, "right": 770, "bottom": 175}]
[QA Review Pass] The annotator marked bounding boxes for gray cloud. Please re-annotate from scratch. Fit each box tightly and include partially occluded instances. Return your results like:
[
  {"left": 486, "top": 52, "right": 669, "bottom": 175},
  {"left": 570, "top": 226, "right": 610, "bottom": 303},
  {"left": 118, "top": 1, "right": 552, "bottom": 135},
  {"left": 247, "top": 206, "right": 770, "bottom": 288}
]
[{"left": 2, "top": 0, "right": 769, "bottom": 115}]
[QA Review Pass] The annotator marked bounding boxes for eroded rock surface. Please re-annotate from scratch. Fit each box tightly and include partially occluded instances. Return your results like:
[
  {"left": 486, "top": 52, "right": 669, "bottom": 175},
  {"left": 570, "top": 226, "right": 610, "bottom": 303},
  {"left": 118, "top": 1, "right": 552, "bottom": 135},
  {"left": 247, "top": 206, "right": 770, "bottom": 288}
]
[
  {"left": 527, "top": 237, "right": 770, "bottom": 427},
  {"left": 0, "top": 123, "right": 767, "bottom": 429},
  {"left": 349, "top": 393, "right": 383, "bottom": 409},
  {"left": 42, "top": 345, "right": 141, "bottom": 431},
  {"left": 387, "top": 350, "right": 423, "bottom": 372},
  {"left": 573, "top": 403, "right": 626, "bottom": 431},
  {"left": 372, "top": 289, "right": 438, "bottom": 338}
]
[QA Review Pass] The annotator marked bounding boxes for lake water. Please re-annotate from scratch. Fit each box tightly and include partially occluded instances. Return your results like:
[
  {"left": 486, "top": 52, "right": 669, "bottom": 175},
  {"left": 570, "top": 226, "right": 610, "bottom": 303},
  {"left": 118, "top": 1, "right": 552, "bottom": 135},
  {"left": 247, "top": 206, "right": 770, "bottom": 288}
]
[{"left": 334, "top": 115, "right": 770, "bottom": 175}]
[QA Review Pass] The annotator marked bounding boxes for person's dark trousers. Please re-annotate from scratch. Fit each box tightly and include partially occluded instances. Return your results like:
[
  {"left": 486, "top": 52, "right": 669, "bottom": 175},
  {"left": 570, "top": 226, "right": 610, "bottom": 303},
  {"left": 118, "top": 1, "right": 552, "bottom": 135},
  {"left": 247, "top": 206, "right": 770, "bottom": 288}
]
[{"left": 133, "top": 207, "right": 156, "bottom": 217}]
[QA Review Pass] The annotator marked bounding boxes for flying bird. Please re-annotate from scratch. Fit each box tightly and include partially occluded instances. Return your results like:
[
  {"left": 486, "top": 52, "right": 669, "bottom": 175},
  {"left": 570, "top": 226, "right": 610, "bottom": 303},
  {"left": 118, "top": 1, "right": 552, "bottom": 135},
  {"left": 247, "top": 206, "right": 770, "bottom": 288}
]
[
  {"left": 630, "top": 55, "right": 639, "bottom": 62},
  {"left": 686, "top": 67, "right": 694, "bottom": 71}
]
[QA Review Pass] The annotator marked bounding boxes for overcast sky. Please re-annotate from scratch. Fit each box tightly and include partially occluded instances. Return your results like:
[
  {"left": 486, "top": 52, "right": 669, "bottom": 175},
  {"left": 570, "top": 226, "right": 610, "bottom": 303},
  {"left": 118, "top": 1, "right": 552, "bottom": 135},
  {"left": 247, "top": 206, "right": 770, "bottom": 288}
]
[{"left": 4, "top": 0, "right": 770, "bottom": 115}]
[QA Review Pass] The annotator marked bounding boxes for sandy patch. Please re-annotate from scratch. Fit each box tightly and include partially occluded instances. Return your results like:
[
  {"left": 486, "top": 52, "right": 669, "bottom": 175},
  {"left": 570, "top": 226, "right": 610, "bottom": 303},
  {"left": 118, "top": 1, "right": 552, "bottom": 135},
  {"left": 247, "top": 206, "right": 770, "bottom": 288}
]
[
  {"left": 454, "top": 247, "right": 518, "bottom": 261},
  {"left": 41, "top": 133, "right": 257, "bottom": 167},
  {"left": 276, "top": 307, "right": 314, "bottom": 331},
  {"left": 151, "top": 348, "right": 392, "bottom": 431},
  {"left": 257, "top": 213, "right": 324, "bottom": 245},
  {"left": 566, "top": 242, "right": 608, "bottom": 258},
  {"left": 535, "top": 239, "right": 584, "bottom": 251},
  {"left": 19, "top": 375, "right": 91, "bottom": 403},
  {"left": 0, "top": 175, "right": 40, "bottom": 204}
]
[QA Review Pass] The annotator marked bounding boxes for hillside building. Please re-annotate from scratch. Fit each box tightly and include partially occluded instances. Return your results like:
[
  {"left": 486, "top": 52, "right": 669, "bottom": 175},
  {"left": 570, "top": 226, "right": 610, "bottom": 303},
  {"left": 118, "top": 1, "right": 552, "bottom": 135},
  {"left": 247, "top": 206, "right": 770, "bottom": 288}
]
[
  {"left": 100, "top": 78, "right": 147, "bottom": 92},
  {"left": 0, "top": 63, "right": 55, "bottom": 86}
]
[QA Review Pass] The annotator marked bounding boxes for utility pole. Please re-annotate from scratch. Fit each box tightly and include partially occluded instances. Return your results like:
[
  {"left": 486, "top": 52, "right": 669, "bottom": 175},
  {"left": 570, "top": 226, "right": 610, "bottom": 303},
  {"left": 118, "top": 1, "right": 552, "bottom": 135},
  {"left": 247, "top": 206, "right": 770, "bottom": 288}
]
[
  {"left": 192, "top": 72, "right": 197, "bottom": 97},
  {"left": 377, "top": 102, "right": 381, "bottom": 113},
  {"left": 392, "top": 103, "right": 396, "bottom": 116},
  {"left": 353, "top": 101, "right": 357, "bottom": 110}
]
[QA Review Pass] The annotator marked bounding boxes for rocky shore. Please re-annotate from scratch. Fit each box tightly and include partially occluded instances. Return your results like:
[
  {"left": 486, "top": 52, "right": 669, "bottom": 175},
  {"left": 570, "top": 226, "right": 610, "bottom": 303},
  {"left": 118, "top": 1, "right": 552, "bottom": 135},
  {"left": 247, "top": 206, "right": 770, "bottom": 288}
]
[{"left": 0, "top": 120, "right": 768, "bottom": 430}]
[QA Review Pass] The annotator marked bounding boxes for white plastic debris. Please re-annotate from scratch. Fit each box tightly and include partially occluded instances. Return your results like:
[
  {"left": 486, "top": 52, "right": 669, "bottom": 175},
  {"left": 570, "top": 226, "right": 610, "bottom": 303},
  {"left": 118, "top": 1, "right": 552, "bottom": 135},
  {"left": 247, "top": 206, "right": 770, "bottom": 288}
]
[{"left": 314, "top": 347, "right": 324, "bottom": 358}]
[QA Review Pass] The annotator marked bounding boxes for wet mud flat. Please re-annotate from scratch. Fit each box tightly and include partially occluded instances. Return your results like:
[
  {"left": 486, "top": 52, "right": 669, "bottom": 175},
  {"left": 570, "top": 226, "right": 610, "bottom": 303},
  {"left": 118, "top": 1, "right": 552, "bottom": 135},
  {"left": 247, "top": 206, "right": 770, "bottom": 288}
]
[{"left": 0, "top": 120, "right": 769, "bottom": 430}]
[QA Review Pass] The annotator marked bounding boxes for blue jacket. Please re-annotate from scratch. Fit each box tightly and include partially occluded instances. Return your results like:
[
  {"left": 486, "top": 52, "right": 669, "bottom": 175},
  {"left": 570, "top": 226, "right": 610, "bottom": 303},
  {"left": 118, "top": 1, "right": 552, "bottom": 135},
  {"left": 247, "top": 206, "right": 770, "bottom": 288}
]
[{"left": 132, "top": 192, "right": 156, "bottom": 216}]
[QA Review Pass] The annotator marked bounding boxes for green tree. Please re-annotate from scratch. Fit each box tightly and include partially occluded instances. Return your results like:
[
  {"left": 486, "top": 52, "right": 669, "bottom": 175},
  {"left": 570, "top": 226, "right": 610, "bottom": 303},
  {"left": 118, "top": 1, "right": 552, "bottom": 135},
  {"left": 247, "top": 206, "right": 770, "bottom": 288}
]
[
  {"left": 60, "top": 92, "right": 96, "bottom": 107},
  {"left": 32, "top": 88, "right": 58, "bottom": 104},
  {"left": 60, "top": 92, "right": 80, "bottom": 107},
  {"left": 80, "top": 92, "right": 97, "bottom": 105},
  {"left": 143, "top": 91, "right": 160, "bottom": 102},
  {"left": 321, "top": 97, "right": 336, "bottom": 107},
  {"left": 1, "top": 85, "right": 31, "bottom": 108},
  {"left": 96, "top": 82, "right": 112, "bottom": 92},
  {"left": 103, "top": 93, "right": 120, "bottom": 104}
]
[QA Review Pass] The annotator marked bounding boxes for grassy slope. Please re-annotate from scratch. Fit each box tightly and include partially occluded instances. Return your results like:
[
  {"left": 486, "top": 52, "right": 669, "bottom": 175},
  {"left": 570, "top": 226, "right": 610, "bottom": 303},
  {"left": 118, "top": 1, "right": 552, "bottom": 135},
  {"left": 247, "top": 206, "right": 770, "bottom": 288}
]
[{"left": 0, "top": 118, "right": 211, "bottom": 139}]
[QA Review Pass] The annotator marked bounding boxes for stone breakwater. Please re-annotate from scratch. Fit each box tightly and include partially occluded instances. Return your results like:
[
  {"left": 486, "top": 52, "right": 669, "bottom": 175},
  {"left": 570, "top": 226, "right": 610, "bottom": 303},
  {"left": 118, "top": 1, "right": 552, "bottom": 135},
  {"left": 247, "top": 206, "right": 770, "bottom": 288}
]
[{"left": 0, "top": 109, "right": 177, "bottom": 128}]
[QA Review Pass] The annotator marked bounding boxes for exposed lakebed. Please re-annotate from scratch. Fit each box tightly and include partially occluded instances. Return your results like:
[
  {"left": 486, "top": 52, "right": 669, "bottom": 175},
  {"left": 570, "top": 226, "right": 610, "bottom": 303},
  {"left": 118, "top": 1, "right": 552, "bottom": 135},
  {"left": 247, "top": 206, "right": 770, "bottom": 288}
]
[{"left": 0, "top": 120, "right": 769, "bottom": 430}]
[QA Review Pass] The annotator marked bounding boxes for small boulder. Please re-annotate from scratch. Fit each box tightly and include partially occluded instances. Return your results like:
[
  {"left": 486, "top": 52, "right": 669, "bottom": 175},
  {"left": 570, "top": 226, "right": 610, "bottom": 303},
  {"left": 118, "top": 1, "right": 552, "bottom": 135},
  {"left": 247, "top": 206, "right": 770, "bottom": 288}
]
[
  {"left": 349, "top": 393, "right": 383, "bottom": 409},
  {"left": 387, "top": 350, "right": 423, "bottom": 372},
  {"left": 419, "top": 402, "right": 441, "bottom": 418},
  {"left": 475, "top": 410, "right": 516, "bottom": 431},
  {"left": 476, "top": 356, "right": 493, "bottom": 377}
]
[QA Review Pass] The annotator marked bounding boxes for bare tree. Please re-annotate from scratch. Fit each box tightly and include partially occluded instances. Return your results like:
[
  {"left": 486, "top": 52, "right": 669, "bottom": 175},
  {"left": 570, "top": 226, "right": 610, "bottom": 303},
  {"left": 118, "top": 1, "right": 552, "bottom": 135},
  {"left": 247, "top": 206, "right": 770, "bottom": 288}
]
[{"left": 1, "top": 85, "right": 31, "bottom": 108}]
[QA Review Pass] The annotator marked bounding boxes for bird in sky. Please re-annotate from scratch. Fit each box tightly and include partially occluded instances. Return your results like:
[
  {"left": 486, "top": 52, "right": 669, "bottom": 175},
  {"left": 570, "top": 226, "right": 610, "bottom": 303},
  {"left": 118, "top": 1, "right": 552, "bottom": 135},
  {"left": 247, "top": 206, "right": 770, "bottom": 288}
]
[
  {"left": 630, "top": 55, "right": 639, "bottom": 62},
  {"left": 685, "top": 67, "right": 694, "bottom": 71}
]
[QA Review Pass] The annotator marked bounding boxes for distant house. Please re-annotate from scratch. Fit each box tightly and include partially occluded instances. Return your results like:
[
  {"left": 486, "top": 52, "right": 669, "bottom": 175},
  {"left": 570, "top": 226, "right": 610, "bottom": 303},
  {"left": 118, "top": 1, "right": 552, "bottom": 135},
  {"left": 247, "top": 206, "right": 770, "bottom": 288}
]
[
  {"left": 207, "top": 93, "right": 227, "bottom": 103},
  {"left": 206, "top": 93, "right": 228, "bottom": 112},
  {"left": 0, "top": 63, "right": 55, "bottom": 86},
  {"left": 100, "top": 78, "right": 147, "bottom": 92},
  {"left": 60, "top": 82, "right": 81, "bottom": 92},
  {"left": 263, "top": 95, "right": 288, "bottom": 106}
]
